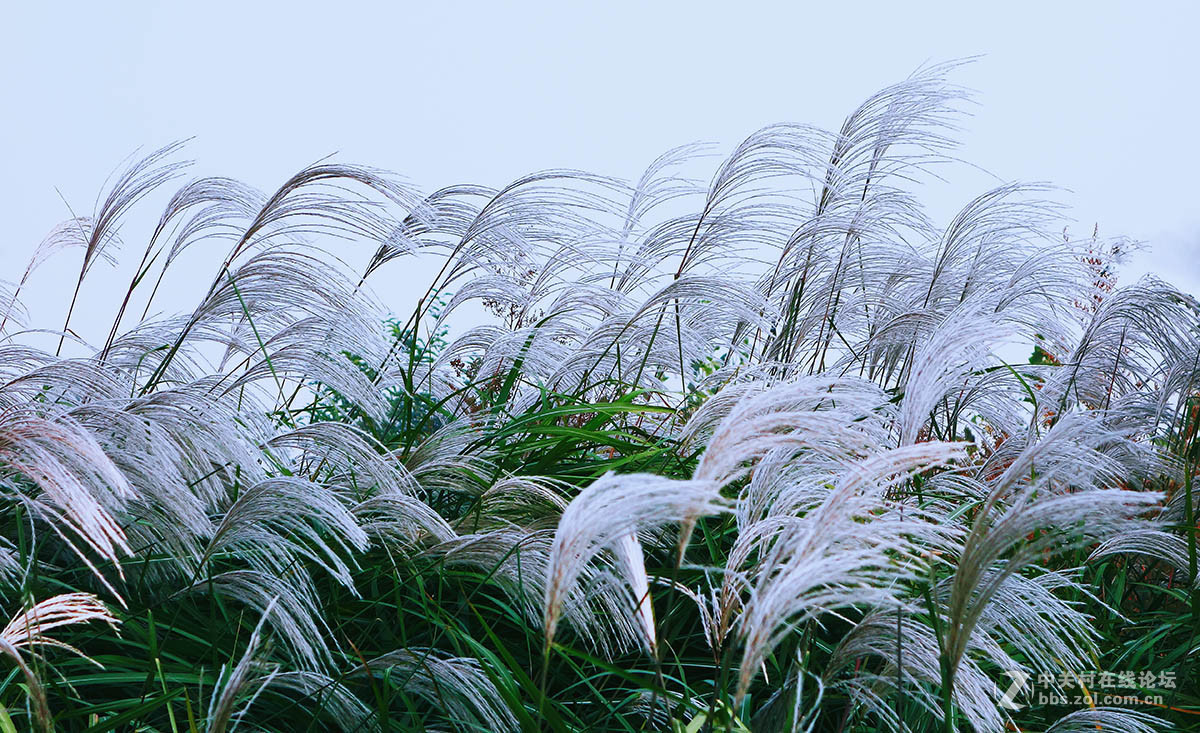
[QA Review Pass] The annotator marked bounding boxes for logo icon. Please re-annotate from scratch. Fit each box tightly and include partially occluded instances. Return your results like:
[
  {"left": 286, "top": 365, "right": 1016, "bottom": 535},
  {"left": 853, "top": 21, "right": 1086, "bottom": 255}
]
[{"left": 998, "top": 670, "right": 1030, "bottom": 710}]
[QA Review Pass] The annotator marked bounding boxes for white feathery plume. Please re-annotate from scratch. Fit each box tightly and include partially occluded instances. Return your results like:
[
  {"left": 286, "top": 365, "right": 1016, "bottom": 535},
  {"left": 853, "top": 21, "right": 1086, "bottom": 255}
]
[
  {"left": 1091, "top": 528, "right": 1200, "bottom": 586},
  {"left": 735, "top": 441, "right": 966, "bottom": 698},
  {"left": 183, "top": 570, "right": 332, "bottom": 673},
  {"left": 206, "top": 477, "right": 369, "bottom": 590},
  {"left": 354, "top": 489, "right": 455, "bottom": 552},
  {"left": 941, "top": 426, "right": 1165, "bottom": 694},
  {"left": 896, "top": 305, "right": 1001, "bottom": 446},
  {"left": 1045, "top": 708, "right": 1165, "bottom": 733},
  {"left": 359, "top": 648, "right": 519, "bottom": 733},
  {"left": 262, "top": 672, "right": 378, "bottom": 732},
  {"left": 688, "top": 376, "right": 889, "bottom": 487},
  {"left": 612, "top": 532, "right": 657, "bottom": 654},
  {"left": 435, "top": 526, "right": 648, "bottom": 657},
  {"left": 0, "top": 593, "right": 118, "bottom": 732},
  {"left": 207, "top": 599, "right": 281, "bottom": 733},
  {"left": 0, "top": 412, "right": 134, "bottom": 597},
  {"left": 268, "top": 421, "right": 418, "bottom": 497},
  {"left": 543, "top": 472, "right": 728, "bottom": 652}
]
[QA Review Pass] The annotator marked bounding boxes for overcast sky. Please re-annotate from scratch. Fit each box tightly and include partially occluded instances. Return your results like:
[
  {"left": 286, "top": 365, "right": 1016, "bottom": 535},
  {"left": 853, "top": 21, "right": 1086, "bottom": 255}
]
[{"left": 2, "top": 2, "right": 1197, "bottom": 347}]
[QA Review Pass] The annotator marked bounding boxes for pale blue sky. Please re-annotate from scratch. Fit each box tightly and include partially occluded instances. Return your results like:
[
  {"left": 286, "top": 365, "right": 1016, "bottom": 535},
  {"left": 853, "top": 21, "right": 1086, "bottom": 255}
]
[{"left": 2, "top": 2, "right": 1197, "bottom": 345}]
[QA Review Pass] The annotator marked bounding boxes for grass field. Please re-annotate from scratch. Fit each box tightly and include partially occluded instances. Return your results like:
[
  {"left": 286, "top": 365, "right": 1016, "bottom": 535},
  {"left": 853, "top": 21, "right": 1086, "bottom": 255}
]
[{"left": 0, "top": 64, "right": 1197, "bottom": 731}]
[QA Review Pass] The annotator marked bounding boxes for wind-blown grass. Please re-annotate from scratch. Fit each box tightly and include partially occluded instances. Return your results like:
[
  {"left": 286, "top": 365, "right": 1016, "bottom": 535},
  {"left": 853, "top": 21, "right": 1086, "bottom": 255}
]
[{"left": 0, "top": 62, "right": 1198, "bottom": 731}]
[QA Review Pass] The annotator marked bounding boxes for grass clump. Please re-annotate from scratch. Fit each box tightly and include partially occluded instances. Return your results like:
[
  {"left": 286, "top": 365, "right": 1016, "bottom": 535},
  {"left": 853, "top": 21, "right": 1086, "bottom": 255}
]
[{"left": 0, "top": 63, "right": 1198, "bottom": 731}]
